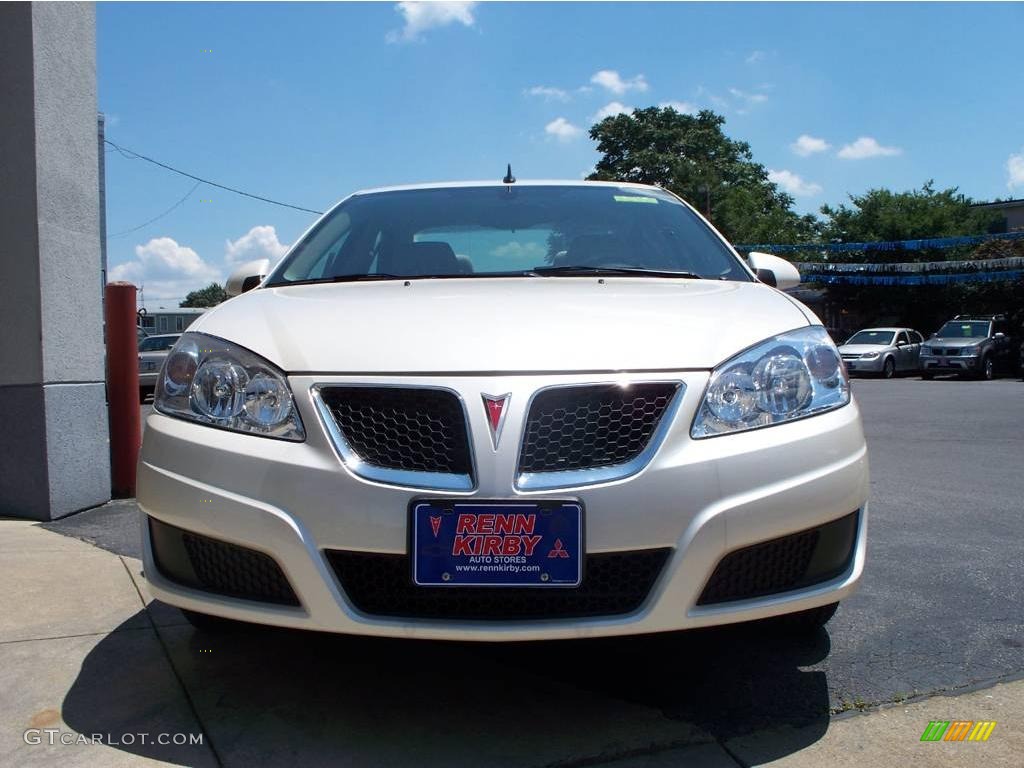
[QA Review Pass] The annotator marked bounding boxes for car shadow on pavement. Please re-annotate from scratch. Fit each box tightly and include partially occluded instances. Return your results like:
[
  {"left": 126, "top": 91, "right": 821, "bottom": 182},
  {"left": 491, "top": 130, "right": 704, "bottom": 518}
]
[{"left": 61, "top": 608, "right": 831, "bottom": 766}]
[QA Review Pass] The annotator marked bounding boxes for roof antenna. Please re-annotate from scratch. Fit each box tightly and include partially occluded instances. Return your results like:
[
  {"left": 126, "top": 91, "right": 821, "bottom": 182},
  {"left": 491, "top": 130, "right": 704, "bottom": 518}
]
[{"left": 502, "top": 163, "right": 516, "bottom": 184}]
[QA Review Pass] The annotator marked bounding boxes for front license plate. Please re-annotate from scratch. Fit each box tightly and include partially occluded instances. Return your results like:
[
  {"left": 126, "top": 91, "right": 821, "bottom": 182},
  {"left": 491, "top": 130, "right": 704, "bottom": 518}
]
[{"left": 411, "top": 501, "right": 583, "bottom": 587}]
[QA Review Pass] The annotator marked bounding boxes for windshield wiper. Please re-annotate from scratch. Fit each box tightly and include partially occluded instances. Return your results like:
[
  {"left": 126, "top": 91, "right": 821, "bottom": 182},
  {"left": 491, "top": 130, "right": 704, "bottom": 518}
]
[{"left": 531, "top": 265, "right": 702, "bottom": 279}]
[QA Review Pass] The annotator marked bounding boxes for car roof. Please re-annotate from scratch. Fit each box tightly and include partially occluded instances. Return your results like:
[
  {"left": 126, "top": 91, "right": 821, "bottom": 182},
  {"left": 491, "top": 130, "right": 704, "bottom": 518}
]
[
  {"left": 145, "top": 333, "right": 181, "bottom": 340},
  {"left": 853, "top": 327, "right": 907, "bottom": 333},
  {"left": 351, "top": 179, "right": 665, "bottom": 196}
]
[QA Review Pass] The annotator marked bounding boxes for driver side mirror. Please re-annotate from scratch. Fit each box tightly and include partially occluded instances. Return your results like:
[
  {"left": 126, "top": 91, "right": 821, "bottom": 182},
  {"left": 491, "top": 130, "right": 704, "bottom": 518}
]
[
  {"left": 225, "top": 259, "right": 271, "bottom": 297},
  {"left": 994, "top": 332, "right": 1005, "bottom": 339},
  {"left": 747, "top": 251, "right": 801, "bottom": 291}
]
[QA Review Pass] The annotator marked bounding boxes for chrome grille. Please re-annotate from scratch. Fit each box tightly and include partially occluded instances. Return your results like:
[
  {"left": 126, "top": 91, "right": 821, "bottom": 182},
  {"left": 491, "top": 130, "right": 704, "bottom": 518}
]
[
  {"left": 315, "top": 386, "right": 473, "bottom": 490},
  {"left": 517, "top": 383, "right": 681, "bottom": 488}
]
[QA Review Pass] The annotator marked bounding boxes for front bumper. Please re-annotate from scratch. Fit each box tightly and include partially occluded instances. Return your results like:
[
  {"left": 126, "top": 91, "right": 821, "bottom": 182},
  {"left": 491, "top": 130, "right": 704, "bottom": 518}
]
[
  {"left": 842, "top": 356, "right": 885, "bottom": 373},
  {"left": 138, "top": 371, "right": 869, "bottom": 640},
  {"left": 921, "top": 354, "right": 980, "bottom": 373}
]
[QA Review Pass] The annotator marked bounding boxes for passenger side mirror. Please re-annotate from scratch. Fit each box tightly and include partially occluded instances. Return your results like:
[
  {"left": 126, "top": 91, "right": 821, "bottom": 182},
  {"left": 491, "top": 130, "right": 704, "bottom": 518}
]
[
  {"left": 747, "top": 251, "right": 801, "bottom": 291},
  {"left": 225, "top": 259, "right": 271, "bottom": 297}
]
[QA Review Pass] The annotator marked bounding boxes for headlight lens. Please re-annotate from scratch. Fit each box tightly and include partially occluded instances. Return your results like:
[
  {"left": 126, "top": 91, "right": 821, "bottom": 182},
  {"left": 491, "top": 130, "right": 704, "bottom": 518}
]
[
  {"left": 860, "top": 351, "right": 880, "bottom": 359},
  {"left": 959, "top": 346, "right": 978, "bottom": 357},
  {"left": 692, "top": 326, "right": 849, "bottom": 438},
  {"left": 155, "top": 333, "right": 304, "bottom": 441}
]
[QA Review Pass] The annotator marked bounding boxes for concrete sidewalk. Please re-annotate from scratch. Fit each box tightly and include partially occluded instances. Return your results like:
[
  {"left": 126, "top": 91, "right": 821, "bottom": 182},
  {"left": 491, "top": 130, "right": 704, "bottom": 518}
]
[{"left": 1, "top": 518, "right": 1019, "bottom": 767}]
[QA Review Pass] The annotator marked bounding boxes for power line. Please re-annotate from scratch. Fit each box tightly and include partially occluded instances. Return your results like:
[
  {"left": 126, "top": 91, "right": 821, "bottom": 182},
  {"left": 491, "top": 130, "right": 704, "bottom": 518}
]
[
  {"left": 104, "top": 139, "right": 324, "bottom": 215},
  {"left": 107, "top": 180, "right": 201, "bottom": 239}
]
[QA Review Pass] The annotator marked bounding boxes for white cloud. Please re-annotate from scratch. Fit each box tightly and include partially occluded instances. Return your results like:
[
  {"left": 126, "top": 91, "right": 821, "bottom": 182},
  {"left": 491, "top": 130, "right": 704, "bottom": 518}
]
[
  {"left": 1007, "top": 149, "right": 1024, "bottom": 190},
  {"left": 659, "top": 100, "right": 696, "bottom": 114},
  {"left": 224, "top": 225, "right": 290, "bottom": 267},
  {"left": 544, "top": 117, "right": 583, "bottom": 142},
  {"left": 590, "top": 70, "right": 649, "bottom": 95},
  {"left": 593, "top": 101, "right": 632, "bottom": 121},
  {"left": 745, "top": 50, "right": 766, "bottom": 64},
  {"left": 768, "top": 169, "right": 823, "bottom": 197},
  {"left": 525, "top": 85, "right": 570, "bottom": 102},
  {"left": 729, "top": 87, "right": 768, "bottom": 105},
  {"left": 837, "top": 136, "right": 902, "bottom": 160},
  {"left": 386, "top": 1, "right": 477, "bottom": 43},
  {"left": 109, "top": 236, "right": 221, "bottom": 300},
  {"left": 791, "top": 134, "right": 831, "bottom": 157}
]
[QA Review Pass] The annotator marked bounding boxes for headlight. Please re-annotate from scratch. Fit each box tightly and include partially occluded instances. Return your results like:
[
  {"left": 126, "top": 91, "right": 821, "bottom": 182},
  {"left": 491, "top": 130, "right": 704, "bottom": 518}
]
[
  {"left": 155, "top": 333, "right": 305, "bottom": 441},
  {"left": 692, "top": 326, "right": 850, "bottom": 438},
  {"left": 959, "top": 346, "right": 978, "bottom": 357},
  {"left": 860, "top": 351, "right": 880, "bottom": 359}
]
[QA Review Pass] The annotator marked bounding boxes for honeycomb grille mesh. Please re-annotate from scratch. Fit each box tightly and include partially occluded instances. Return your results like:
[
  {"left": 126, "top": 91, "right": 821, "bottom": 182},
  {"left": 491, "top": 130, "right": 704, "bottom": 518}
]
[
  {"left": 697, "top": 529, "right": 819, "bottom": 605},
  {"left": 319, "top": 387, "right": 472, "bottom": 476},
  {"left": 327, "top": 549, "right": 671, "bottom": 620},
  {"left": 181, "top": 532, "right": 299, "bottom": 606},
  {"left": 519, "top": 383, "right": 678, "bottom": 474}
]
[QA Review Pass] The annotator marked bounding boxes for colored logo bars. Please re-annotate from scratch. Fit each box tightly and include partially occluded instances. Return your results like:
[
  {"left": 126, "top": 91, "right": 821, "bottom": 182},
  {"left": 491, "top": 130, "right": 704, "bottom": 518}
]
[{"left": 920, "top": 721, "right": 997, "bottom": 742}]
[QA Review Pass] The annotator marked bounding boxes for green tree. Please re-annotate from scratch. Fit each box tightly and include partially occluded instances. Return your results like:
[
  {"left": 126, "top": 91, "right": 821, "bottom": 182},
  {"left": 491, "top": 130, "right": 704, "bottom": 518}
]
[
  {"left": 180, "top": 282, "right": 228, "bottom": 308},
  {"left": 587, "top": 106, "right": 817, "bottom": 244},
  {"left": 819, "top": 181, "right": 1003, "bottom": 262}
]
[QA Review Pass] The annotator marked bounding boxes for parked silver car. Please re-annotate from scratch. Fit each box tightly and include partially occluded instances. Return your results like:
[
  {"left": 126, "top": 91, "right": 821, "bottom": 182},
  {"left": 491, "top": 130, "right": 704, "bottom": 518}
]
[
  {"left": 839, "top": 327, "right": 923, "bottom": 377},
  {"left": 138, "top": 333, "right": 180, "bottom": 398}
]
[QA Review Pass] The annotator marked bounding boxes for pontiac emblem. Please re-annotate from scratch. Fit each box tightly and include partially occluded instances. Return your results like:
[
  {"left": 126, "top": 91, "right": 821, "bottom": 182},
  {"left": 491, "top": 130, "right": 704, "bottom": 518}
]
[{"left": 481, "top": 393, "right": 511, "bottom": 449}]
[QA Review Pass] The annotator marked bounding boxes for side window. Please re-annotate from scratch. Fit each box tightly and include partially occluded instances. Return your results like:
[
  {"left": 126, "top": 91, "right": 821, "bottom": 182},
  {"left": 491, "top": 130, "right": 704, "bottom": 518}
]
[
  {"left": 897, "top": 331, "right": 910, "bottom": 345},
  {"left": 912, "top": 331, "right": 924, "bottom": 344},
  {"left": 175, "top": 317, "right": 184, "bottom": 331},
  {"left": 159, "top": 317, "right": 168, "bottom": 332}
]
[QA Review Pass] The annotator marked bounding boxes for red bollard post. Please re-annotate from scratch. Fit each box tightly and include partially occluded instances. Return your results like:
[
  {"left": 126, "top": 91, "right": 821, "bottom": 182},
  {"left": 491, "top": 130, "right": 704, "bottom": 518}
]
[{"left": 105, "top": 282, "right": 142, "bottom": 497}]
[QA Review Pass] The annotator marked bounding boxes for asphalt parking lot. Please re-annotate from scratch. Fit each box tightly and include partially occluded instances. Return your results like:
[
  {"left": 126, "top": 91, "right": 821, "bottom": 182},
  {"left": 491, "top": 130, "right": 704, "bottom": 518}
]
[{"left": 33, "top": 376, "right": 1024, "bottom": 765}]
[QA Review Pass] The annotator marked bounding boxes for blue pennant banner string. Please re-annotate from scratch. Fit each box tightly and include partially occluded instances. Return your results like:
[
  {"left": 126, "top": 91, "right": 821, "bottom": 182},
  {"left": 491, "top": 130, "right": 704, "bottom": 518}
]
[
  {"left": 792, "top": 256, "right": 1024, "bottom": 275},
  {"left": 798, "top": 270, "right": 1024, "bottom": 286},
  {"left": 736, "top": 231, "right": 1024, "bottom": 254}
]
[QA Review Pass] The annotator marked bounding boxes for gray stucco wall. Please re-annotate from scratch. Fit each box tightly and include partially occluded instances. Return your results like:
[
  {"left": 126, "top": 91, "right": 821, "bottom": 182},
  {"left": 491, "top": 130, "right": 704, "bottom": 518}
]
[{"left": 0, "top": 2, "right": 110, "bottom": 520}]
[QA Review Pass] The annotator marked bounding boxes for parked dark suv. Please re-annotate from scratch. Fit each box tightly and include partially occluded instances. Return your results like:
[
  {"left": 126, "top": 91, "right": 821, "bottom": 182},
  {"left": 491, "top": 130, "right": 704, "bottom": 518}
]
[{"left": 920, "top": 314, "right": 1018, "bottom": 380}]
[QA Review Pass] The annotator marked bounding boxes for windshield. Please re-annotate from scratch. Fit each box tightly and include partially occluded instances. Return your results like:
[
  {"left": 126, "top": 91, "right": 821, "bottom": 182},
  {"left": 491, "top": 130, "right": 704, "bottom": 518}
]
[
  {"left": 846, "top": 330, "right": 895, "bottom": 346},
  {"left": 139, "top": 335, "right": 179, "bottom": 352},
  {"left": 266, "top": 185, "right": 750, "bottom": 285},
  {"left": 936, "top": 321, "right": 989, "bottom": 338}
]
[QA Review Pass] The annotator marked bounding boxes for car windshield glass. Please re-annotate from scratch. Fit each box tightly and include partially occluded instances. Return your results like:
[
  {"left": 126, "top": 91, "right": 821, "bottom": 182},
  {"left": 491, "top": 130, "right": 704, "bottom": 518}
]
[
  {"left": 266, "top": 185, "right": 750, "bottom": 284},
  {"left": 138, "top": 336, "right": 179, "bottom": 351},
  {"left": 846, "top": 330, "right": 895, "bottom": 346},
  {"left": 936, "top": 321, "right": 989, "bottom": 338}
]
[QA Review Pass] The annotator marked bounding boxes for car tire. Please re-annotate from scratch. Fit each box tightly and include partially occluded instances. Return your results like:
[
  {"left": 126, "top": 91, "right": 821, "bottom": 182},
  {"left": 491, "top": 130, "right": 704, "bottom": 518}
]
[
  {"left": 773, "top": 602, "right": 840, "bottom": 634},
  {"left": 182, "top": 609, "right": 249, "bottom": 633},
  {"left": 921, "top": 371, "right": 933, "bottom": 380},
  {"left": 882, "top": 357, "right": 895, "bottom": 379},
  {"left": 980, "top": 355, "right": 994, "bottom": 381}
]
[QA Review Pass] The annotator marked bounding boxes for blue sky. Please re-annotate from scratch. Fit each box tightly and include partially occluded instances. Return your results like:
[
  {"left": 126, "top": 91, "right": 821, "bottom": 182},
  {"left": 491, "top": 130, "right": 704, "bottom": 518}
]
[{"left": 98, "top": 1, "right": 1024, "bottom": 303}]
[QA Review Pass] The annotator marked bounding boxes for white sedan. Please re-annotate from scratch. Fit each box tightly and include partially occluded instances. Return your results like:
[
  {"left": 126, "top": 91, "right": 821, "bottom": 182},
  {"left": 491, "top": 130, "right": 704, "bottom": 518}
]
[
  {"left": 838, "top": 327, "right": 924, "bottom": 377},
  {"left": 138, "top": 180, "right": 869, "bottom": 640}
]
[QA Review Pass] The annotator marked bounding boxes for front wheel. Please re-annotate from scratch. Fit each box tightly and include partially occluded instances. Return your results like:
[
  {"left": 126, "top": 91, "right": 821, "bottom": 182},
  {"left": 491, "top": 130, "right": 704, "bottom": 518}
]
[
  {"left": 882, "top": 357, "right": 896, "bottom": 378},
  {"left": 980, "top": 355, "right": 994, "bottom": 381}
]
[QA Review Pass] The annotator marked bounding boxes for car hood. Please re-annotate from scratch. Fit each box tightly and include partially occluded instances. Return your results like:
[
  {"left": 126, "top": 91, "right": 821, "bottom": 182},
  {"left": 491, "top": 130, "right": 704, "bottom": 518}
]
[
  {"left": 191, "top": 278, "right": 814, "bottom": 373},
  {"left": 838, "top": 344, "right": 890, "bottom": 355},
  {"left": 927, "top": 336, "right": 986, "bottom": 346}
]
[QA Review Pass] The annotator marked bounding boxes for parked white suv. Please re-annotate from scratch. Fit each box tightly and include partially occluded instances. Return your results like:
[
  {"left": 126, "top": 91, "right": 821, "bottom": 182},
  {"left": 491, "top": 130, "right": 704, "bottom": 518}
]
[{"left": 139, "top": 180, "right": 868, "bottom": 640}]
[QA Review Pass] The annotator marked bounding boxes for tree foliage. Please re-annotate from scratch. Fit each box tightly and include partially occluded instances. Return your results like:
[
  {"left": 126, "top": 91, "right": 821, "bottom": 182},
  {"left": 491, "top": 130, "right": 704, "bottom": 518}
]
[
  {"left": 819, "top": 181, "right": 1003, "bottom": 262},
  {"left": 587, "top": 107, "right": 817, "bottom": 244},
  {"left": 180, "top": 282, "right": 228, "bottom": 308}
]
